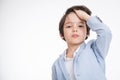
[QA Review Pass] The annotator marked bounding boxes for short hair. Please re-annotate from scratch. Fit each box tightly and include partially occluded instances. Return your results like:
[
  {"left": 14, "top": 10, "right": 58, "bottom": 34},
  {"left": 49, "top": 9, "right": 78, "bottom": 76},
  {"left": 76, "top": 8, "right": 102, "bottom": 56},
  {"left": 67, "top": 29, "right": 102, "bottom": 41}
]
[{"left": 59, "top": 5, "right": 92, "bottom": 40}]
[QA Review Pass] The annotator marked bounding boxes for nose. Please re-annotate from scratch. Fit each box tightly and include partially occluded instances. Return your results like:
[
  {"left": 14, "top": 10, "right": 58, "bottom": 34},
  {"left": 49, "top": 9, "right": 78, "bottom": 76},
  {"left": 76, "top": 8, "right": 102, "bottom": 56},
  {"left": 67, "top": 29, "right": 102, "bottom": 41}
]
[
  {"left": 73, "top": 25, "right": 78, "bottom": 32},
  {"left": 73, "top": 29, "right": 77, "bottom": 32}
]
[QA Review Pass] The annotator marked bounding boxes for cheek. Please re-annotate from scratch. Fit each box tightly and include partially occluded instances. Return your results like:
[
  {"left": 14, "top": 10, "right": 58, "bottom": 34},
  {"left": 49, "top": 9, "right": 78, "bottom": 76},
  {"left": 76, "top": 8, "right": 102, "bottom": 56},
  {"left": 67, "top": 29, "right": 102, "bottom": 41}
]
[
  {"left": 64, "top": 30, "right": 70, "bottom": 37},
  {"left": 63, "top": 29, "right": 71, "bottom": 39},
  {"left": 79, "top": 29, "right": 87, "bottom": 38}
]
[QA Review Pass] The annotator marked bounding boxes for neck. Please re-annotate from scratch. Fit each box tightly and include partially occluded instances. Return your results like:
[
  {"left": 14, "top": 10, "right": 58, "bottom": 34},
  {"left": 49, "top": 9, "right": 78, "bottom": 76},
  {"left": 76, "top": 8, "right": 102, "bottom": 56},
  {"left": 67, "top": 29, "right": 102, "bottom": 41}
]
[{"left": 66, "top": 44, "right": 80, "bottom": 58}]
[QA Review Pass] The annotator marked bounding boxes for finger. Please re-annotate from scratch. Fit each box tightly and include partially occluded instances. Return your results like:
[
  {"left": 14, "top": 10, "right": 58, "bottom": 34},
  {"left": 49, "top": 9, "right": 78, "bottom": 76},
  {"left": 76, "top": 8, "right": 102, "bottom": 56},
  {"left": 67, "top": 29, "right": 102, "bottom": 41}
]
[{"left": 73, "top": 10, "right": 85, "bottom": 21}]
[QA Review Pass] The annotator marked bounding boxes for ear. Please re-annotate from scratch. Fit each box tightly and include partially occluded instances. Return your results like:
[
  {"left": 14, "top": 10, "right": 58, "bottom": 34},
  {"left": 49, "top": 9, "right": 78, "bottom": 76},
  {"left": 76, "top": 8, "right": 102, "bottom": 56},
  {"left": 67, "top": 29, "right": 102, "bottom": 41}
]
[
  {"left": 85, "top": 34, "right": 89, "bottom": 40},
  {"left": 60, "top": 34, "right": 66, "bottom": 41},
  {"left": 87, "top": 31, "right": 90, "bottom": 36},
  {"left": 60, "top": 34, "right": 64, "bottom": 39}
]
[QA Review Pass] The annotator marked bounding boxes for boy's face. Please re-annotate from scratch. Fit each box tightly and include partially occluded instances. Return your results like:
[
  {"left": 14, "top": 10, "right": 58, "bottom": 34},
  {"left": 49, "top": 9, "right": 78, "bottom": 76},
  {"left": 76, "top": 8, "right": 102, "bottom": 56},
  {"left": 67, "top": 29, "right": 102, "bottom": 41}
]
[{"left": 62, "top": 12, "right": 87, "bottom": 46}]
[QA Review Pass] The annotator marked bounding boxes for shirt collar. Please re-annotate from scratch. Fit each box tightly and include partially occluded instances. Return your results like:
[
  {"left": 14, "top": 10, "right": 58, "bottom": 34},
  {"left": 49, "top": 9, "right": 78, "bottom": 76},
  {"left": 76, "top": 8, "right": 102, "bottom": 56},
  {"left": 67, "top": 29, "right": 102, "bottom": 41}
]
[{"left": 64, "top": 45, "right": 81, "bottom": 60}]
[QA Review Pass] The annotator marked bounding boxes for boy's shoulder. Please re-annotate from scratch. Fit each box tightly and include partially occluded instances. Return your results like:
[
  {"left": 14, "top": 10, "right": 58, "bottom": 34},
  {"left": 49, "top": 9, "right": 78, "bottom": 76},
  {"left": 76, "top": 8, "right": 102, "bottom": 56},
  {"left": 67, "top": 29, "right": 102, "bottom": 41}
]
[{"left": 52, "top": 52, "right": 65, "bottom": 67}]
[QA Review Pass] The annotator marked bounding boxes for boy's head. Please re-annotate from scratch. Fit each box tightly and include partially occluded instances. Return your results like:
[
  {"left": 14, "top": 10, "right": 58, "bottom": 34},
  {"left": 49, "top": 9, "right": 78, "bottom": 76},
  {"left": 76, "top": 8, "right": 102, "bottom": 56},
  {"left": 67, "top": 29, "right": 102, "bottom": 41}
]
[{"left": 59, "top": 5, "right": 92, "bottom": 41}]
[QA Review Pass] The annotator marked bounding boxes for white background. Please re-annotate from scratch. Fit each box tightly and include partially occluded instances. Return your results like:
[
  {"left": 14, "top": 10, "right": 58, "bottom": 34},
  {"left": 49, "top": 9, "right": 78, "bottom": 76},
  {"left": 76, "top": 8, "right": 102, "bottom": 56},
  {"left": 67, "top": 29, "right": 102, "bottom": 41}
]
[{"left": 0, "top": 0, "right": 120, "bottom": 80}]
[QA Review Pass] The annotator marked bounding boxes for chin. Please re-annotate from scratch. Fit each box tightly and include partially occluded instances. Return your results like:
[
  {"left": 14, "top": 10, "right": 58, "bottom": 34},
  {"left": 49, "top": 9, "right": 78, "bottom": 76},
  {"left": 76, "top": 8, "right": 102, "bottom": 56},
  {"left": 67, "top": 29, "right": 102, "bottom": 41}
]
[{"left": 72, "top": 41, "right": 83, "bottom": 45}]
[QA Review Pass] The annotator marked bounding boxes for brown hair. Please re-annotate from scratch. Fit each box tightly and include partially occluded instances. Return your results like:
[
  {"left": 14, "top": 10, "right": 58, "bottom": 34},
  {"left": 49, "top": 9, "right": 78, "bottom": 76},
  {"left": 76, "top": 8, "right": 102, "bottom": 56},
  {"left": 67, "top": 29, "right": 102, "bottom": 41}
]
[{"left": 59, "top": 5, "right": 92, "bottom": 40}]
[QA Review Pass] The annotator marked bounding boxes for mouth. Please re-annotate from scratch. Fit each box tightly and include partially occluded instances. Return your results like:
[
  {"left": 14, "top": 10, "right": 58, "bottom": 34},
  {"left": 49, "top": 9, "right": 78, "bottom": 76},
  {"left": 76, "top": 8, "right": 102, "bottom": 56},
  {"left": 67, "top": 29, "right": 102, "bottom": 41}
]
[{"left": 72, "top": 34, "right": 79, "bottom": 38}]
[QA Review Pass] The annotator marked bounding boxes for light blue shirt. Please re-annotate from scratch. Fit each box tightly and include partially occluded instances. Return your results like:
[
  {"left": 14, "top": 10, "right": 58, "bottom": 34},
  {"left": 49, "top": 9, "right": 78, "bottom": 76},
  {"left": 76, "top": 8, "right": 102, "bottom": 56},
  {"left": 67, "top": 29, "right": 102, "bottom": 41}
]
[{"left": 52, "top": 16, "right": 112, "bottom": 80}]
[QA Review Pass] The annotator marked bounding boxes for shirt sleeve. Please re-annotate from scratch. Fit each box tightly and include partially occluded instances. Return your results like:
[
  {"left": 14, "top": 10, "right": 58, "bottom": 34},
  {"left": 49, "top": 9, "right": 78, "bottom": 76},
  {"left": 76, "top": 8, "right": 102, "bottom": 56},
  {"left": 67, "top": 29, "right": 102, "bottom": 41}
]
[
  {"left": 87, "top": 16, "right": 112, "bottom": 59},
  {"left": 52, "top": 64, "right": 57, "bottom": 80}
]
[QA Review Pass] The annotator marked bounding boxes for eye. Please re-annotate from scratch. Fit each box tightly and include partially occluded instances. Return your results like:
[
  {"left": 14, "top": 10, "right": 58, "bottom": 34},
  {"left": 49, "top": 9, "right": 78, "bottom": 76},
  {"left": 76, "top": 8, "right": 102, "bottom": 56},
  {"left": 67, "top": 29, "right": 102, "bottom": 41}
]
[
  {"left": 78, "top": 25, "right": 84, "bottom": 27},
  {"left": 66, "top": 26, "right": 71, "bottom": 28}
]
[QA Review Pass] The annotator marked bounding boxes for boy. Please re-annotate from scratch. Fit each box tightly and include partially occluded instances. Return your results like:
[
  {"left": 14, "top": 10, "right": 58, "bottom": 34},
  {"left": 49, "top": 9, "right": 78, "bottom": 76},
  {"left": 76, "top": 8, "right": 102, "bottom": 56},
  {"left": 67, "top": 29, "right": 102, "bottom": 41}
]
[{"left": 52, "top": 5, "right": 112, "bottom": 80}]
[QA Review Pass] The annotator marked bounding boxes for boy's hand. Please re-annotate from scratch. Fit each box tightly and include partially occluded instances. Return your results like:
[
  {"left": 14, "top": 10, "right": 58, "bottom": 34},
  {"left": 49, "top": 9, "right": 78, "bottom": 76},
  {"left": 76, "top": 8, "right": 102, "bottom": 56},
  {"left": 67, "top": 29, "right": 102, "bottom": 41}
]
[{"left": 74, "top": 10, "right": 91, "bottom": 21}]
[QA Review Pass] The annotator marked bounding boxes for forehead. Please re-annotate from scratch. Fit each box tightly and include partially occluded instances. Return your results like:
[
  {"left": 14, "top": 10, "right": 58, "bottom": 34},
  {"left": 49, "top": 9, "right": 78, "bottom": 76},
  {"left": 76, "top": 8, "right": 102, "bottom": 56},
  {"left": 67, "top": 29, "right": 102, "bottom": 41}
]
[{"left": 65, "top": 12, "right": 85, "bottom": 24}]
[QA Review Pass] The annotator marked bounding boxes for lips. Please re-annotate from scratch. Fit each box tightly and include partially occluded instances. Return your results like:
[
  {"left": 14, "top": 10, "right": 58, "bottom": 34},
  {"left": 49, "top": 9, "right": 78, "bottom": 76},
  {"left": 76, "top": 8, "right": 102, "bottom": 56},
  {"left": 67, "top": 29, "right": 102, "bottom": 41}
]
[{"left": 72, "top": 34, "right": 79, "bottom": 38}]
